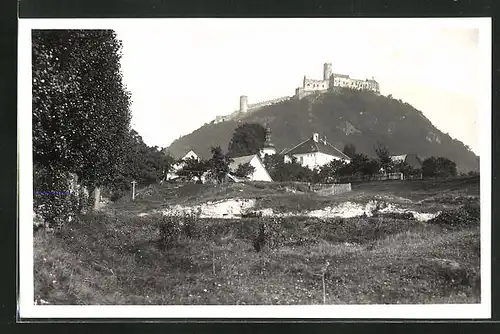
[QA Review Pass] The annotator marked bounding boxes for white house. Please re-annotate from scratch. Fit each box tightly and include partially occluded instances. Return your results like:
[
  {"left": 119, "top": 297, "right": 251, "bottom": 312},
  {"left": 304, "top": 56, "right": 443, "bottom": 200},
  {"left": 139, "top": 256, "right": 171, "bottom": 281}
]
[
  {"left": 390, "top": 153, "right": 423, "bottom": 170},
  {"left": 283, "top": 132, "right": 350, "bottom": 170},
  {"left": 165, "top": 150, "right": 200, "bottom": 181},
  {"left": 180, "top": 150, "right": 199, "bottom": 161},
  {"left": 229, "top": 154, "right": 273, "bottom": 182}
]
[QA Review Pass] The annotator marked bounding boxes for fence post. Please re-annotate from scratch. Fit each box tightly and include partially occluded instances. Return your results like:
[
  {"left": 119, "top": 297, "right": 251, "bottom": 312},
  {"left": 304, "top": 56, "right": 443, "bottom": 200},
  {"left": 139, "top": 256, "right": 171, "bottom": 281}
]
[{"left": 132, "top": 180, "right": 137, "bottom": 201}]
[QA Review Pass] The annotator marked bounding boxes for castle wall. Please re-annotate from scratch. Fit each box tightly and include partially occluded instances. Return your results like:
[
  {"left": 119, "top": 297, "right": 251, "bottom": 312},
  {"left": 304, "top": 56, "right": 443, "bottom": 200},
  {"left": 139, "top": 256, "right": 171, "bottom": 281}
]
[
  {"left": 247, "top": 96, "right": 290, "bottom": 111},
  {"left": 303, "top": 78, "right": 330, "bottom": 92},
  {"left": 332, "top": 74, "right": 379, "bottom": 93}
]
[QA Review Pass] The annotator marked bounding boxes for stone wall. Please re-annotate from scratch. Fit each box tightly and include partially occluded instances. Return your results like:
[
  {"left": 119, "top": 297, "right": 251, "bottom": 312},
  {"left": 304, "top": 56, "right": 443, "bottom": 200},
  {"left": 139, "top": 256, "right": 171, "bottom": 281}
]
[{"left": 247, "top": 96, "right": 290, "bottom": 111}]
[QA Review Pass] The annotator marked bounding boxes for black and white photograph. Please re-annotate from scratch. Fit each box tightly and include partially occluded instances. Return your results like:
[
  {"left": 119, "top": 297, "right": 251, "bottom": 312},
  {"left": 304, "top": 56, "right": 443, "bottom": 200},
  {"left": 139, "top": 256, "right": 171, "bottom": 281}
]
[{"left": 18, "top": 18, "right": 491, "bottom": 319}]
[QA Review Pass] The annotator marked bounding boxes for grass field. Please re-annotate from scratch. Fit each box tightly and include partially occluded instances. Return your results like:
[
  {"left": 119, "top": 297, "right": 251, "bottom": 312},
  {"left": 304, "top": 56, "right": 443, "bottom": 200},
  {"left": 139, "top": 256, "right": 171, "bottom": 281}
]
[{"left": 34, "top": 176, "right": 481, "bottom": 305}]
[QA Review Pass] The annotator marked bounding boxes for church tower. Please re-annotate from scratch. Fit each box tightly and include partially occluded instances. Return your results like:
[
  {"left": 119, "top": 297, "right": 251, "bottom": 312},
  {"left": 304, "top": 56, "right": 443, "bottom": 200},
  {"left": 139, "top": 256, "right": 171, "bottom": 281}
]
[{"left": 260, "top": 127, "right": 276, "bottom": 158}]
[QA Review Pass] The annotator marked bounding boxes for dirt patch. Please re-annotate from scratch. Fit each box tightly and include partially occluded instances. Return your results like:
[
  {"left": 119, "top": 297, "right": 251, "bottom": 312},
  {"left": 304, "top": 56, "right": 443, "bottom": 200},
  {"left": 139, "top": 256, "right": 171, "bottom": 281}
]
[{"left": 137, "top": 198, "right": 440, "bottom": 222}]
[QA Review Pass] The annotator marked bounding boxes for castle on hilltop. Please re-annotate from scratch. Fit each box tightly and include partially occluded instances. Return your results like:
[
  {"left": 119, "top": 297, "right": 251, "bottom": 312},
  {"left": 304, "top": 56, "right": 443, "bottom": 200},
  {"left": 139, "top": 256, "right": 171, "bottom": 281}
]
[
  {"left": 294, "top": 63, "right": 380, "bottom": 99},
  {"left": 211, "top": 63, "right": 380, "bottom": 124}
]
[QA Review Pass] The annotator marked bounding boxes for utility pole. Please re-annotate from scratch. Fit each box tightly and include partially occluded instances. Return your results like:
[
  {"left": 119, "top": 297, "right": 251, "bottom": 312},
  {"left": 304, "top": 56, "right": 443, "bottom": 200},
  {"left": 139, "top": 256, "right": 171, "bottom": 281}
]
[{"left": 132, "top": 180, "right": 137, "bottom": 201}]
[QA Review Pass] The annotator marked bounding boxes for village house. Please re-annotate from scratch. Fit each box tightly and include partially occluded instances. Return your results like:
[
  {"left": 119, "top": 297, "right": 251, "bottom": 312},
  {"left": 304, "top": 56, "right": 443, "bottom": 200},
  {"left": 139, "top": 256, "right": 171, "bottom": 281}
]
[
  {"left": 283, "top": 132, "right": 350, "bottom": 170},
  {"left": 228, "top": 154, "right": 273, "bottom": 182},
  {"left": 165, "top": 149, "right": 200, "bottom": 181},
  {"left": 390, "top": 153, "right": 423, "bottom": 179},
  {"left": 390, "top": 153, "right": 423, "bottom": 170}
]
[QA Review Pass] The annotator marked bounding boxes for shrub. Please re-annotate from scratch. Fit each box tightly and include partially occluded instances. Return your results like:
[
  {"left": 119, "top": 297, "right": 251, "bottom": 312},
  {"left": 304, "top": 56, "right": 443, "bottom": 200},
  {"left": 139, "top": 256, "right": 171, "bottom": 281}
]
[
  {"left": 241, "top": 211, "right": 263, "bottom": 218},
  {"left": 427, "top": 202, "right": 480, "bottom": 229},
  {"left": 181, "top": 209, "right": 201, "bottom": 238},
  {"left": 110, "top": 189, "right": 125, "bottom": 202},
  {"left": 33, "top": 166, "right": 80, "bottom": 230},
  {"left": 415, "top": 258, "right": 479, "bottom": 291},
  {"left": 253, "top": 222, "right": 266, "bottom": 252},
  {"left": 373, "top": 211, "right": 415, "bottom": 220},
  {"left": 157, "top": 215, "right": 182, "bottom": 251}
]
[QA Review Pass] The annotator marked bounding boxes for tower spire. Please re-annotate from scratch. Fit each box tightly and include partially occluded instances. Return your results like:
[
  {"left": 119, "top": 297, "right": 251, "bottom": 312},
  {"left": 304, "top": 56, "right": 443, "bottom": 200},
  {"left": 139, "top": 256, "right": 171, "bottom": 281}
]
[
  {"left": 264, "top": 126, "right": 275, "bottom": 148},
  {"left": 260, "top": 126, "right": 276, "bottom": 158}
]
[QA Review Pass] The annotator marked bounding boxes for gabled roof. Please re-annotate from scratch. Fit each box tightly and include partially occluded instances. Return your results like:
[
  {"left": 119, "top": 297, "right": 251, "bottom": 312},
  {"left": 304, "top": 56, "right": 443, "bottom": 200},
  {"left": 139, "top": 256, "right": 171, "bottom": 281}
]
[
  {"left": 229, "top": 154, "right": 256, "bottom": 170},
  {"left": 228, "top": 154, "right": 273, "bottom": 182},
  {"left": 278, "top": 148, "right": 288, "bottom": 155},
  {"left": 391, "top": 154, "right": 422, "bottom": 169},
  {"left": 391, "top": 154, "right": 407, "bottom": 163},
  {"left": 283, "top": 137, "right": 350, "bottom": 160},
  {"left": 181, "top": 150, "right": 199, "bottom": 160}
]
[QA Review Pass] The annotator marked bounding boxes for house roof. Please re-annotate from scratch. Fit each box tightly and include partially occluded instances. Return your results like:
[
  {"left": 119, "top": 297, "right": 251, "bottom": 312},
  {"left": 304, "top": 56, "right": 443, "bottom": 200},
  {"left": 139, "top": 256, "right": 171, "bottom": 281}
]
[
  {"left": 283, "top": 136, "right": 350, "bottom": 160},
  {"left": 278, "top": 148, "right": 288, "bottom": 155},
  {"left": 165, "top": 148, "right": 200, "bottom": 161},
  {"left": 228, "top": 154, "right": 273, "bottom": 182},
  {"left": 391, "top": 154, "right": 407, "bottom": 163},
  {"left": 391, "top": 154, "right": 422, "bottom": 169},
  {"left": 229, "top": 154, "right": 257, "bottom": 171}
]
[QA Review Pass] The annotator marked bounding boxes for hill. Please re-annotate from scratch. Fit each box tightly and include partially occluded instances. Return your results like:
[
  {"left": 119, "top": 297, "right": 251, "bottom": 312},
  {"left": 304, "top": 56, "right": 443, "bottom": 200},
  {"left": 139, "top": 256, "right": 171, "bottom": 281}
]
[{"left": 166, "top": 89, "right": 479, "bottom": 172}]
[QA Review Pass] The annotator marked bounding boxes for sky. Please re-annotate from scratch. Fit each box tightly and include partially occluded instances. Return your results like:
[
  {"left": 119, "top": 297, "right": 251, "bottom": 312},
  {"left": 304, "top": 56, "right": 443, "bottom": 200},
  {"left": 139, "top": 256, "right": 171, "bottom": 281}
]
[{"left": 114, "top": 19, "right": 489, "bottom": 155}]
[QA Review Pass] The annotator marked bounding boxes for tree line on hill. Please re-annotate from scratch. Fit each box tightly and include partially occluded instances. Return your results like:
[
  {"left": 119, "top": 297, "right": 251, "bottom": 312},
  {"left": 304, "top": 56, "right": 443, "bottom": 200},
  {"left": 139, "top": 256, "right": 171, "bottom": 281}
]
[
  {"left": 164, "top": 122, "right": 462, "bottom": 185},
  {"left": 222, "top": 123, "right": 461, "bottom": 183}
]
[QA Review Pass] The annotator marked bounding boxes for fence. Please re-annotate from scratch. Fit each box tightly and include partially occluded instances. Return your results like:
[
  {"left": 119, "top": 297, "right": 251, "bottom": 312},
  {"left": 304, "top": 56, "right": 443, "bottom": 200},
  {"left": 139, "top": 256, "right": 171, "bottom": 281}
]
[
  {"left": 315, "top": 183, "right": 352, "bottom": 196},
  {"left": 333, "top": 173, "right": 409, "bottom": 183},
  {"left": 245, "top": 180, "right": 352, "bottom": 195},
  {"left": 277, "top": 181, "right": 352, "bottom": 196}
]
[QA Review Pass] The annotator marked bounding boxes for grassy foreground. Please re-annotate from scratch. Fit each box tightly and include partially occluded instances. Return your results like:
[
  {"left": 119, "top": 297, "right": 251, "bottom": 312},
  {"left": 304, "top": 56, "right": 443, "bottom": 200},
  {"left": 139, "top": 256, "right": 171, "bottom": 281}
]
[{"left": 34, "top": 177, "right": 481, "bottom": 305}]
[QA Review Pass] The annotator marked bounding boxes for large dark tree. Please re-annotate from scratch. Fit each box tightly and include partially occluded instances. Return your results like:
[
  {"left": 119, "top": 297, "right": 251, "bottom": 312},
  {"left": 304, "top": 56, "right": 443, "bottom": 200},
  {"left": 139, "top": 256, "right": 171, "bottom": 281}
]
[
  {"left": 227, "top": 123, "right": 267, "bottom": 157},
  {"left": 349, "top": 153, "right": 380, "bottom": 177},
  {"left": 265, "top": 154, "right": 315, "bottom": 182},
  {"left": 342, "top": 143, "right": 357, "bottom": 159},
  {"left": 177, "top": 157, "right": 208, "bottom": 183},
  {"left": 160, "top": 153, "right": 176, "bottom": 182},
  {"left": 374, "top": 143, "right": 394, "bottom": 174},
  {"left": 108, "top": 129, "right": 168, "bottom": 199},
  {"left": 422, "top": 156, "right": 457, "bottom": 178},
  {"left": 207, "top": 146, "right": 233, "bottom": 184},
  {"left": 33, "top": 30, "right": 132, "bottom": 212},
  {"left": 233, "top": 162, "right": 255, "bottom": 178},
  {"left": 317, "top": 159, "right": 349, "bottom": 183}
]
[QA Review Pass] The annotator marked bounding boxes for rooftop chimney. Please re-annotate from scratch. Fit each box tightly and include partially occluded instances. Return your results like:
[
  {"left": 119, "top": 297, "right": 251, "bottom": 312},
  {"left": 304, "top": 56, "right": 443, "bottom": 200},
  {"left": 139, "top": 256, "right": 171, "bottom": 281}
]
[{"left": 312, "top": 133, "right": 319, "bottom": 142}]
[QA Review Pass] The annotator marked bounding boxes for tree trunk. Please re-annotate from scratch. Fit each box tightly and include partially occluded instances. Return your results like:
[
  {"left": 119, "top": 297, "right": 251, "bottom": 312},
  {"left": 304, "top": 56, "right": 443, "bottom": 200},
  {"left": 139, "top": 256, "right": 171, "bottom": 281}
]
[{"left": 93, "top": 186, "right": 101, "bottom": 211}]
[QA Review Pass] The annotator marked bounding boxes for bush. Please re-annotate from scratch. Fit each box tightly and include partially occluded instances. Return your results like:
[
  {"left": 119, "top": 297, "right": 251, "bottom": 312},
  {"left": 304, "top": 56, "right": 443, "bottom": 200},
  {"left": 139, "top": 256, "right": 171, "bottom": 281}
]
[
  {"left": 422, "top": 156, "right": 457, "bottom": 178},
  {"left": 157, "top": 215, "right": 182, "bottom": 251},
  {"left": 416, "top": 258, "right": 479, "bottom": 290},
  {"left": 373, "top": 211, "right": 415, "bottom": 220},
  {"left": 241, "top": 211, "right": 263, "bottom": 218},
  {"left": 33, "top": 166, "right": 80, "bottom": 230},
  {"left": 253, "top": 222, "right": 266, "bottom": 252},
  {"left": 110, "top": 190, "right": 125, "bottom": 202},
  {"left": 427, "top": 202, "right": 480, "bottom": 229},
  {"left": 181, "top": 209, "right": 201, "bottom": 238}
]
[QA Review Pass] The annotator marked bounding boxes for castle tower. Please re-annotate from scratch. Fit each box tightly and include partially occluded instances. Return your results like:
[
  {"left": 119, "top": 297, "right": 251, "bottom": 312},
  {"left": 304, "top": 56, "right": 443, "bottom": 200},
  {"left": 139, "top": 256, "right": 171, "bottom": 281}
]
[
  {"left": 239, "top": 95, "right": 248, "bottom": 113},
  {"left": 260, "top": 127, "right": 276, "bottom": 158},
  {"left": 323, "top": 63, "right": 332, "bottom": 80}
]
